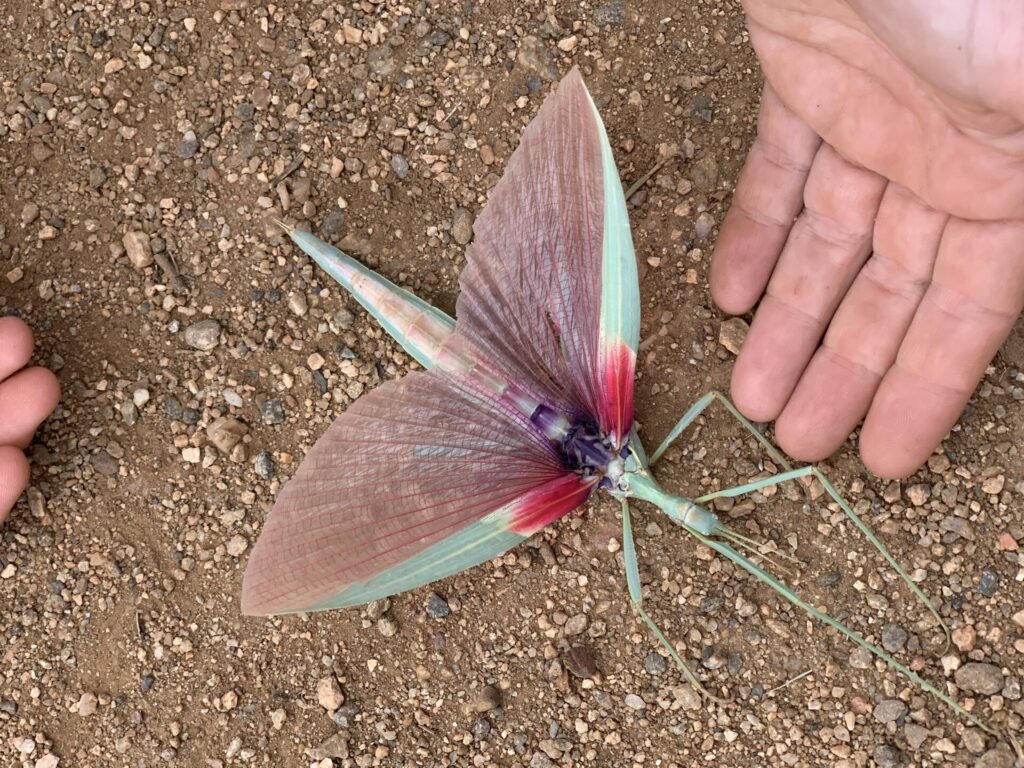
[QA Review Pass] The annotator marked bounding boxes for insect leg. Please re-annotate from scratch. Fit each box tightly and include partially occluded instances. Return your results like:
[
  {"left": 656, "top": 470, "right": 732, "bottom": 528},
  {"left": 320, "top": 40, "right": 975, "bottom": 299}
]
[
  {"left": 688, "top": 527, "right": 992, "bottom": 734},
  {"left": 620, "top": 499, "right": 719, "bottom": 700},
  {"left": 696, "top": 466, "right": 950, "bottom": 653},
  {"left": 650, "top": 390, "right": 791, "bottom": 472}
]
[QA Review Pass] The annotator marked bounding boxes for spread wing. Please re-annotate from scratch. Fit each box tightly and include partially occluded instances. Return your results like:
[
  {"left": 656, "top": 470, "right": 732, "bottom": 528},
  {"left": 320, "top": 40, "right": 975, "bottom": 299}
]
[
  {"left": 453, "top": 66, "right": 640, "bottom": 446},
  {"left": 241, "top": 370, "right": 595, "bottom": 615}
]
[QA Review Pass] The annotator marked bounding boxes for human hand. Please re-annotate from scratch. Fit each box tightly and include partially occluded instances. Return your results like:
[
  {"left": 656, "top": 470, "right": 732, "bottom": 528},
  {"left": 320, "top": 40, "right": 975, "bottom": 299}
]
[
  {"left": 711, "top": 0, "right": 1024, "bottom": 478},
  {"left": 0, "top": 317, "right": 60, "bottom": 520}
]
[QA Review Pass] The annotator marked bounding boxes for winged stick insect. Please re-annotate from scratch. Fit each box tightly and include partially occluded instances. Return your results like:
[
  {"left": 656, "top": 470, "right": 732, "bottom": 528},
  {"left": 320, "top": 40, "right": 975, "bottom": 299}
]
[{"left": 244, "top": 68, "right": 992, "bottom": 734}]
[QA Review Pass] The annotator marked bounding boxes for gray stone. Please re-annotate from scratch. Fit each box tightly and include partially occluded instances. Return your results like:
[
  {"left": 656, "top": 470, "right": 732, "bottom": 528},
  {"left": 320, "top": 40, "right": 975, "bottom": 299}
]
[
  {"left": 261, "top": 399, "right": 285, "bottom": 425},
  {"left": 816, "top": 570, "right": 841, "bottom": 589},
  {"left": 624, "top": 693, "right": 645, "bottom": 709},
  {"left": 690, "top": 155, "right": 719, "bottom": 192},
  {"left": 452, "top": 207, "right": 473, "bottom": 246},
  {"left": 643, "top": 652, "right": 667, "bottom": 675},
  {"left": 254, "top": 451, "right": 274, "bottom": 481},
  {"left": 849, "top": 646, "right": 873, "bottom": 669},
  {"left": 321, "top": 207, "right": 346, "bottom": 237},
  {"left": 177, "top": 130, "right": 199, "bottom": 158},
  {"left": 694, "top": 211, "right": 715, "bottom": 239},
  {"left": 306, "top": 732, "right": 349, "bottom": 760},
  {"left": 426, "top": 593, "right": 449, "bottom": 619},
  {"left": 872, "top": 744, "right": 905, "bottom": 767},
  {"left": 903, "top": 724, "right": 929, "bottom": 750},
  {"left": 955, "top": 662, "right": 1004, "bottom": 695},
  {"left": 977, "top": 746, "right": 1016, "bottom": 768},
  {"left": 183, "top": 319, "right": 221, "bottom": 351},
  {"left": 92, "top": 450, "right": 119, "bottom": 476},
  {"left": 594, "top": 0, "right": 625, "bottom": 26},
  {"left": 366, "top": 46, "right": 395, "bottom": 76},
  {"left": 881, "top": 624, "right": 909, "bottom": 653},
  {"left": 873, "top": 699, "right": 908, "bottom": 723},
  {"left": 978, "top": 570, "right": 999, "bottom": 597},
  {"left": 391, "top": 154, "right": 409, "bottom": 179},
  {"left": 692, "top": 94, "right": 713, "bottom": 123}
]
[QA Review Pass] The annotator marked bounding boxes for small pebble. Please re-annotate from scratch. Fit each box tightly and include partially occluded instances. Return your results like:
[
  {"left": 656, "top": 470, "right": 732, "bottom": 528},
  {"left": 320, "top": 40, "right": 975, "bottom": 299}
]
[
  {"left": 952, "top": 625, "right": 977, "bottom": 652},
  {"left": 955, "top": 662, "right": 1004, "bottom": 694},
  {"left": 177, "top": 130, "right": 199, "bottom": 158},
  {"left": 849, "top": 647, "right": 872, "bottom": 669},
  {"left": 206, "top": 417, "right": 248, "bottom": 454},
  {"left": 254, "top": 451, "right": 274, "bottom": 480},
  {"left": 78, "top": 691, "right": 98, "bottom": 717},
  {"left": 426, "top": 593, "right": 450, "bottom": 619},
  {"left": 563, "top": 645, "right": 598, "bottom": 679},
  {"left": 390, "top": 154, "right": 410, "bottom": 178},
  {"left": 452, "top": 207, "right": 473, "bottom": 245},
  {"left": 321, "top": 207, "right": 346, "bottom": 236},
  {"left": 903, "top": 724, "right": 929, "bottom": 750},
  {"left": 261, "top": 400, "right": 285, "bottom": 425},
  {"left": 694, "top": 211, "right": 715, "bottom": 239},
  {"left": 226, "top": 535, "right": 248, "bottom": 557},
  {"left": 880, "top": 624, "right": 908, "bottom": 653},
  {"left": 719, "top": 318, "right": 748, "bottom": 355},
  {"left": 183, "top": 319, "right": 222, "bottom": 351},
  {"left": 643, "top": 652, "right": 667, "bottom": 675},
  {"left": 872, "top": 744, "right": 905, "bottom": 768},
  {"left": 564, "top": 614, "right": 587, "bottom": 637},
  {"left": 872, "top": 698, "right": 907, "bottom": 724},
  {"left": 624, "top": 693, "right": 645, "bottom": 710},
  {"left": 122, "top": 231, "right": 154, "bottom": 269},
  {"left": 288, "top": 292, "right": 309, "bottom": 317},
  {"left": 470, "top": 685, "right": 501, "bottom": 713},
  {"left": 978, "top": 570, "right": 999, "bottom": 597},
  {"left": 316, "top": 676, "right": 345, "bottom": 712}
]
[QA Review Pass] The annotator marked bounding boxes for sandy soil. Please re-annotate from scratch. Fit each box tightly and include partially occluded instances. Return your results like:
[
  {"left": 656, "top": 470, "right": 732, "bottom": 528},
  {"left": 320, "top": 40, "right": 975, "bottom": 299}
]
[{"left": 2, "top": 1, "right": 1023, "bottom": 767}]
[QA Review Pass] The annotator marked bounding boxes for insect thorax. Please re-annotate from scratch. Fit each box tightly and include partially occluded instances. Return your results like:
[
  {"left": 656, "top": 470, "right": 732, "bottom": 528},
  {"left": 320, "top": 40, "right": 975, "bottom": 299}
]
[{"left": 530, "top": 404, "right": 624, "bottom": 484}]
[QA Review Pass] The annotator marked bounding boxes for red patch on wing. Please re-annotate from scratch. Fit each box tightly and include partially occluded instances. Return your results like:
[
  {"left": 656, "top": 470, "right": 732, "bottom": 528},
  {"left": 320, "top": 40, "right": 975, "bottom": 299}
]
[
  {"left": 509, "top": 474, "right": 596, "bottom": 535},
  {"left": 598, "top": 341, "right": 635, "bottom": 446}
]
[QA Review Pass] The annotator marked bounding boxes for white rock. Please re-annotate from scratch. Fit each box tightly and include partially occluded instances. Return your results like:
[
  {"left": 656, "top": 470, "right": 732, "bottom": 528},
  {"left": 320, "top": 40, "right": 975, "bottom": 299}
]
[{"left": 122, "top": 231, "right": 154, "bottom": 268}]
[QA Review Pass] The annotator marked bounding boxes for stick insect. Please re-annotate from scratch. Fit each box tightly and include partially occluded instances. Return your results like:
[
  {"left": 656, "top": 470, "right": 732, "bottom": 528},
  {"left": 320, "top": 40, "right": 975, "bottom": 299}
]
[{"left": 242, "top": 67, "right": 995, "bottom": 735}]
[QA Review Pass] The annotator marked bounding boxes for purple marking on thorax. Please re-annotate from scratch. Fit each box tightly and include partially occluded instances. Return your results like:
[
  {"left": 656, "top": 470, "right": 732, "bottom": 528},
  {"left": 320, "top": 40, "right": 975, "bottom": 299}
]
[{"left": 531, "top": 404, "right": 617, "bottom": 475}]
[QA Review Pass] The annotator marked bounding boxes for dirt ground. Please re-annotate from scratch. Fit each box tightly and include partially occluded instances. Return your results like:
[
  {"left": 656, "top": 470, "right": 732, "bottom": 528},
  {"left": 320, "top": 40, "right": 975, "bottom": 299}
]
[{"left": 2, "top": 1, "right": 1023, "bottom": 767}]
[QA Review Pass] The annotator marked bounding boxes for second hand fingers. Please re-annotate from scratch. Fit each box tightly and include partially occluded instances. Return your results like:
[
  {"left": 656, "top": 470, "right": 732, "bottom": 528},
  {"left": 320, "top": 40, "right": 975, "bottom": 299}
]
[
  {"left": 774, "top": 185, "right": 948, "bottom": 460},
  {"left": 731, "top": 145, "right": 887, "bottom": 421},
  {"left": 860, "top": 219, "right": 1024, "bottom": 478},
  {"left": 709, "top": 83, "right": 820, "bottom": 315}
]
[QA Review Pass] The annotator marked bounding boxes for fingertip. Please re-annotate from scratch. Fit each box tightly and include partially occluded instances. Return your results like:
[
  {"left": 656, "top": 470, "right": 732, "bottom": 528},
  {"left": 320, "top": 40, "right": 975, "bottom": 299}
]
[
  {"left": 774, "top": 408, "right": 836, "bottom": 464},
  {"left": 0, "top": 316, "right": 35, "bottom": 380},
  {"left": 858, "top": 375, "right": 953, "bottom": 480},
  {"left": 858, "top": 427, "right": 920, "bottom": 480},
  {"left": 30, "top": 366, "right": 62, "bottom": 414},
  {"left": 0, "top": 445, "right": 30, "bottom": 521},
  {"left": 0, "top": 366, "right": 61, "bottom": 448},
  {"left": 774, "top": 349, "right": 880, "bottom": 463},
  {"left": 729, "top": 356, "right": 784, "bottom": 424}
]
